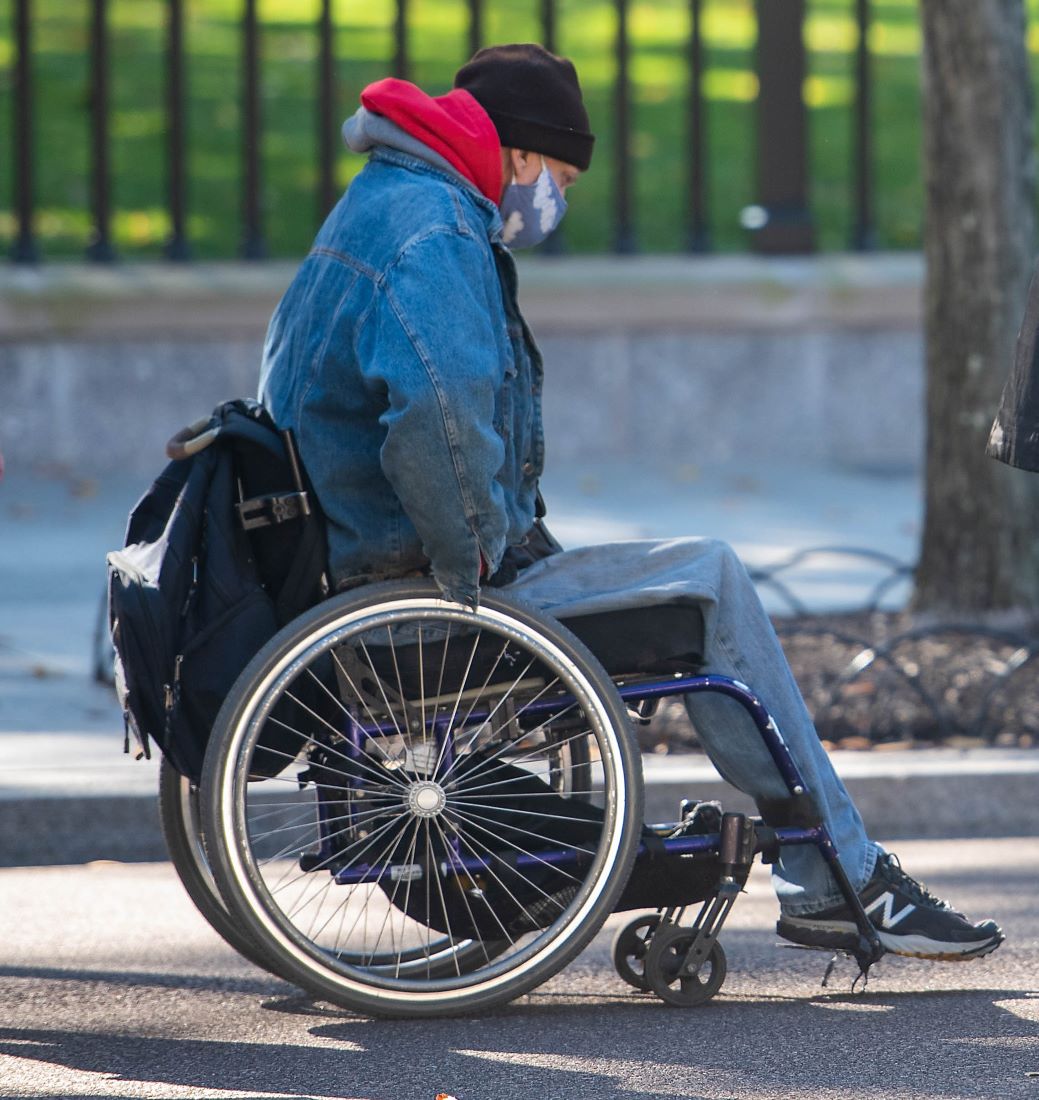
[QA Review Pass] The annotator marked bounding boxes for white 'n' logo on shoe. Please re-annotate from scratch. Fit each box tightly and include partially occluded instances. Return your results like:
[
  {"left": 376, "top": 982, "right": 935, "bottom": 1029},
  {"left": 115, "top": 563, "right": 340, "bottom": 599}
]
[{"left": 863, "top": 891, "right": 915, "bottom": 929}]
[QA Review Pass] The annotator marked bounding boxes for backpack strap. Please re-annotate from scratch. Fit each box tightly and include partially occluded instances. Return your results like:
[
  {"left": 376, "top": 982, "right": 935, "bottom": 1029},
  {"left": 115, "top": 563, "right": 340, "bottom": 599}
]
[
  {"left": 218, "top": 405, "right": 290, "bottom": 460},
  {"left": 162, "top": 400, "right": 330, "bottom": 625},
  {"left": 230, "top": 421, "right": 314, "bottom": 532}
]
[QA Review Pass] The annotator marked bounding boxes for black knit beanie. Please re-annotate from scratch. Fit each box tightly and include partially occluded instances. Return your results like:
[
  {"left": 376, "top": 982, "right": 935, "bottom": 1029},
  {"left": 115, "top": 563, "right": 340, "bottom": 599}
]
[{"left": 454, "top": 43, "right": 595, "bottom": 171}]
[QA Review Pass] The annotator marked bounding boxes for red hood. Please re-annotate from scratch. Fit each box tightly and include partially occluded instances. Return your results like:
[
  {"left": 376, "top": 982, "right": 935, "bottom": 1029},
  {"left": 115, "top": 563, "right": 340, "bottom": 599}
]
[{"left": 360, "top": 78, "right": 502, "bottom": 204}]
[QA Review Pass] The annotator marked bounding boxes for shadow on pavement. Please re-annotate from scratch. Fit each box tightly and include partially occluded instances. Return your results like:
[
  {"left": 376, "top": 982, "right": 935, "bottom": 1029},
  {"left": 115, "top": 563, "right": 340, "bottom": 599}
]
[
  {"left": 305, "top": 988, "right": 1039, "bottom": 1099},
  {"left": 0, "top": 963, "right": 282, "bottom": 997},
  {"left": 2, "top": 977, "right": 1036, "bottom": 1098},
  {"left": 0, "top": 1028, "right": 366, "bottom": 1099}
]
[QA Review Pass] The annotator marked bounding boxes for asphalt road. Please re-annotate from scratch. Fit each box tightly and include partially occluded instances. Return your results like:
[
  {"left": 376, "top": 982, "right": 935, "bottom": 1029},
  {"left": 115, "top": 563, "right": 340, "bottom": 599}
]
[{"left": 1, "top": 838, "right": 1037, "bottom": 1100}]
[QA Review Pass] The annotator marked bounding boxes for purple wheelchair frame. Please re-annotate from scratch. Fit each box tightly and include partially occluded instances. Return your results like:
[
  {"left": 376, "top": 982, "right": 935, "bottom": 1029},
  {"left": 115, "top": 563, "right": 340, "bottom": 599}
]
[{"left": 315, "top": 669, "right": 886, "bottom": 983}]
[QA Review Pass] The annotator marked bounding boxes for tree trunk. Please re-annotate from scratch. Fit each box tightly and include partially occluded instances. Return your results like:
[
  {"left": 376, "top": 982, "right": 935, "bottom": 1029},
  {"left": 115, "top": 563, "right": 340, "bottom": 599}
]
[{"left": 915, "top": 0, "right": 1039, "bottom": 614}]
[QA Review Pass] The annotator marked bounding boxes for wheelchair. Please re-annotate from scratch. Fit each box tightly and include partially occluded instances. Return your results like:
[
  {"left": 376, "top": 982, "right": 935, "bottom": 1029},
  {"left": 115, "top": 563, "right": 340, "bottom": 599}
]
[{"left": 158, "top": 575, "right": 886, "bottom": 1018}]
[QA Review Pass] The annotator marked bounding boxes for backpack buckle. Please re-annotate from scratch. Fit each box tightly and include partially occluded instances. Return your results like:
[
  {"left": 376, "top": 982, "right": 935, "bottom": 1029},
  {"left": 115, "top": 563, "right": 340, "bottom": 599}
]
[{"left": 237, "top": 491, "right": 311, "bottom": 530}]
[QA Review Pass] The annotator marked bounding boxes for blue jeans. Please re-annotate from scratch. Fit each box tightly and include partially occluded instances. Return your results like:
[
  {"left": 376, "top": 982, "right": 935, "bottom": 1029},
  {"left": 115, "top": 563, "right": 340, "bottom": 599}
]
[{"left": 504, "top": 536, "right": 880, "bottom": 914}]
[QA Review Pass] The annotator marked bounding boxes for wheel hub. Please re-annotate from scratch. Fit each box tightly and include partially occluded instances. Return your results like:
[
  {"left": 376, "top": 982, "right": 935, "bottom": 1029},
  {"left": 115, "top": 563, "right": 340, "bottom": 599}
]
[{"left": 407, "top": 780, "right": 447, "bottom": 818}]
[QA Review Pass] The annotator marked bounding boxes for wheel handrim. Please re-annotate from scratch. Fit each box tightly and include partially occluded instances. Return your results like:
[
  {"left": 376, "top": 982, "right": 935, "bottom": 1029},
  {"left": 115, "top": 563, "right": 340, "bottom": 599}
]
[{"left": 209, "top": 596, "right": 633, "bottom": 1004}]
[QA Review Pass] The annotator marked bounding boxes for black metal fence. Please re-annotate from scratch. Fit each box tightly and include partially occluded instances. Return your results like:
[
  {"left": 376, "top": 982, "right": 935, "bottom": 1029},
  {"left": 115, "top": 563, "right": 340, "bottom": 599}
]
[{"left": 7, "top": 0, "right": 877, "bottom": 263}]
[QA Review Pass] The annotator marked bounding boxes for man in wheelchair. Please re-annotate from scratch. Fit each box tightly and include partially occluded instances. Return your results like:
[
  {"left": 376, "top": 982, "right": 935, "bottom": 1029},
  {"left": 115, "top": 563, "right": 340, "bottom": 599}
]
[{"left": 258, "top": 44, "right": 1002, "bottom": 966}]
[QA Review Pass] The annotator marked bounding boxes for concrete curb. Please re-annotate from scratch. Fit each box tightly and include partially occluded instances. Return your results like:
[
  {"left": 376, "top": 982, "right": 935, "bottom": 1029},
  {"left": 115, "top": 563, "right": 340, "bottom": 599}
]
[{"left": 4, "top": 753, "right": 1035, "bottom": 868}]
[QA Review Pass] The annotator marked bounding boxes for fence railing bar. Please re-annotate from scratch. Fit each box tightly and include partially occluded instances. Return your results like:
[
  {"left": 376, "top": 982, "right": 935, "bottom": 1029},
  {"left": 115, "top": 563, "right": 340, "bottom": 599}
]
[
  {"left": 612, "top": 0, "right": 636, "bottom": 253},
  {"left": 851, "top": 0, "right": 875, "bottom": 250},
  {"left": 686, "top": 0, "right": 710, "bottom": 252},
  {"left": 11, "top": 0, "right": 37, "bottom": 263},
  {"left": 537, "top": 0, "right": 566, "bottom": 255},
  {"left": 87, "top": 0, "right": 116, "bottom": 261},
  {"left": 318, "top": 0, "right": 337, "bottom": 221},
  {"left": 3, "top": 3, "right": 865, "bottom": 261},
  {"left": 394, "top": 0, "right": 409, "bottom": 81},
  {"left": 165, "top": 0, "right": 190, "bottom": 260},
  {"left": 242, "top": 0, "right": 265, "bottom": 259},
  {"left": 541, "top": 0, "right": 557, "bottom": 54},
  {"left": 468, "top": 0, "right": 483, "bottom": 59},
  {"left": 751, "top": 0, "right": 814, "bottom": 253}
]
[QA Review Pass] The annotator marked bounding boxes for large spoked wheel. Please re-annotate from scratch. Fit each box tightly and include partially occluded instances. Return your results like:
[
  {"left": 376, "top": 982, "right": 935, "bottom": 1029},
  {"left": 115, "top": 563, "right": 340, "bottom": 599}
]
[
  {"left": 201, "top": 579, "right": 643, "bottom": 1018},
  {"left": 162, "top": 756, "right": 510, "bottom": 984},
  {"left": 160, "top": 758, "right": 501, "bottom": 982},
  {"left": 158, "top": 758, "right": 284, "bottom": 975}
]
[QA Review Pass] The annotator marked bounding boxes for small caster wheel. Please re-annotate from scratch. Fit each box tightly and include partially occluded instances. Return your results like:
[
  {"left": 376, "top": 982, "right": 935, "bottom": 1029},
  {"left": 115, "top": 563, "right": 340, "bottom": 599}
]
[
  {"left": 644, "top": 925, "right": 727, "bottom": 1007},
  {"left": 612, "top": 913, "right": 662, "bottom": 992}
]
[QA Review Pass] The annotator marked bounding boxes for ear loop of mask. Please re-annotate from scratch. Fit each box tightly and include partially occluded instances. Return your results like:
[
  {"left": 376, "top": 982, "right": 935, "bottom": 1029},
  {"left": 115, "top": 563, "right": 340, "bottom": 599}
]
[{"left": 500, "top": 156, "right": 567, "bottom": 248}]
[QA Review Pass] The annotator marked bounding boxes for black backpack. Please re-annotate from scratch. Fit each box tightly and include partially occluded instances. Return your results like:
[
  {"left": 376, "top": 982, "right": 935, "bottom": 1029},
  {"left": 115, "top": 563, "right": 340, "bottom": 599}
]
[{"left": 107, "top": 399, "right": 328, "bottom": 781}]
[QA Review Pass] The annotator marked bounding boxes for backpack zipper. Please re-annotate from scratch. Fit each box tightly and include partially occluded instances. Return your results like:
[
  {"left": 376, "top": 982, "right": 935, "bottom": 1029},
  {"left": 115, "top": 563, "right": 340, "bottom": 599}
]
[
  {"left": 181, "top": 556, "right": 199, "bottom": 617},
  {"left": 163, "top": 654, "right": 184, "bottom": 735}
]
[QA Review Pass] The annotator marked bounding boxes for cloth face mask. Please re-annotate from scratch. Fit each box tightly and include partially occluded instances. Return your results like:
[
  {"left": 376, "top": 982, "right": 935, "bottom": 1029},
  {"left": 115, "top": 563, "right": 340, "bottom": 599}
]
[{"left": 500, "top": 158, "right": 568, "bottom": 248}]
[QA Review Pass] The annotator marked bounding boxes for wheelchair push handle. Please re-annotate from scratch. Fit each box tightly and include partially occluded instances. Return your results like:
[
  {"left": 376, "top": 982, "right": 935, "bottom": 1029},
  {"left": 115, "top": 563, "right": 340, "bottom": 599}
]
[{"left": 166, "top": 416, "right": 220, "bottom": 461}]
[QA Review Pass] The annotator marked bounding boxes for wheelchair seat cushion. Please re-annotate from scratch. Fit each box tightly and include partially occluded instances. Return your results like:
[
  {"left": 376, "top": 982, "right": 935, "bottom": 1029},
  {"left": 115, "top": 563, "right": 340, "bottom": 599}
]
[
  {"left": 500, "top": 538, "right": 749, "bottom": 676},
  {"left": 559, "top": 604, "right": 705, "bottom": 675}
]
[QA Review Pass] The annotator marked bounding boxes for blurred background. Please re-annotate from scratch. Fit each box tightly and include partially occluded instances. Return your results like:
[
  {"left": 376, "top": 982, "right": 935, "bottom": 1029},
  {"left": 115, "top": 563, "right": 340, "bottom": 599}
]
[
  {"left": 0, "top": 0, "right": 934, "bottom": 476},
  {"left": 1, "top": 0, "right": 933, "bottom": 258}
]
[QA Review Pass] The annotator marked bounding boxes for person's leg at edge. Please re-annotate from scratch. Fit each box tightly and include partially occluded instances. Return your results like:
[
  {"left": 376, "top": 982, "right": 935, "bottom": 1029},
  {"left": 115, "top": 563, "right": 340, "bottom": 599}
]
[
  {"left": 506, "top": 534, "right": 1002, "bottom": 955},
  {"left": 679, "top": 538, "right": 1003, "bottom": 958},
  {"left": 676, "top": 539, "right": 878, "bottom": 915}
]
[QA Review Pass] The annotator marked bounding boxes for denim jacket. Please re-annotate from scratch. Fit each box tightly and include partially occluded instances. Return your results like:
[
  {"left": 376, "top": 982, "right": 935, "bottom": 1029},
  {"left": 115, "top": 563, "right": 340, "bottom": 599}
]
[{"left": 258, "top": 147, "right": 544, "bottom": 606}]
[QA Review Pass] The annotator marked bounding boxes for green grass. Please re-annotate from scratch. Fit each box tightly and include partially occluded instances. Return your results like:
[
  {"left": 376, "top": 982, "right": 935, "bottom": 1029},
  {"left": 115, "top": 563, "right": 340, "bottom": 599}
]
[{"left": 0, "top": 0, "right": 1031, "bottom": 258}]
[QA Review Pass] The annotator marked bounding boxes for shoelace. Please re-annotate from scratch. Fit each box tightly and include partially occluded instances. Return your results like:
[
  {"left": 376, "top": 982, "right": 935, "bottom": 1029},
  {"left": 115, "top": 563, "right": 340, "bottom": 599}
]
[{"left": 876, "top": 852, "right": 953, "bottom": 911}]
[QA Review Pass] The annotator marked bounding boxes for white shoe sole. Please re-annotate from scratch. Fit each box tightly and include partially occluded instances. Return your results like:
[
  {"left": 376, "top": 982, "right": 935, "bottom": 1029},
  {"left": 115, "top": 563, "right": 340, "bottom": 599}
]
[{"left": 778, "top": 916, "right": 1004, "bottom": 961}]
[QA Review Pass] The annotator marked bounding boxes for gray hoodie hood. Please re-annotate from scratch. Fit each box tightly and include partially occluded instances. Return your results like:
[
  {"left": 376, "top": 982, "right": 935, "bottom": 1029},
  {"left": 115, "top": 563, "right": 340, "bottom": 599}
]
[{"left": 342, "top": 107, "right": 478, "bottom": 194}]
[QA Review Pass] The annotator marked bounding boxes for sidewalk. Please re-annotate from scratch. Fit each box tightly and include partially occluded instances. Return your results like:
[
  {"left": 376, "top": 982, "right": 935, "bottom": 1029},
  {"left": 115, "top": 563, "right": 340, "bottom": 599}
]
[{"left": 2, "top": 458, "right": 1036, "bottom": 866}]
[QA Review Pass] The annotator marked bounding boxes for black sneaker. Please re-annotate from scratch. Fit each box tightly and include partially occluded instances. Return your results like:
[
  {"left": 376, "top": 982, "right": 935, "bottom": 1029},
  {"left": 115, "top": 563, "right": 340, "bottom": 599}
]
[{"left": 777, "top": 852, "right": 1005, "bottom": 961}]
